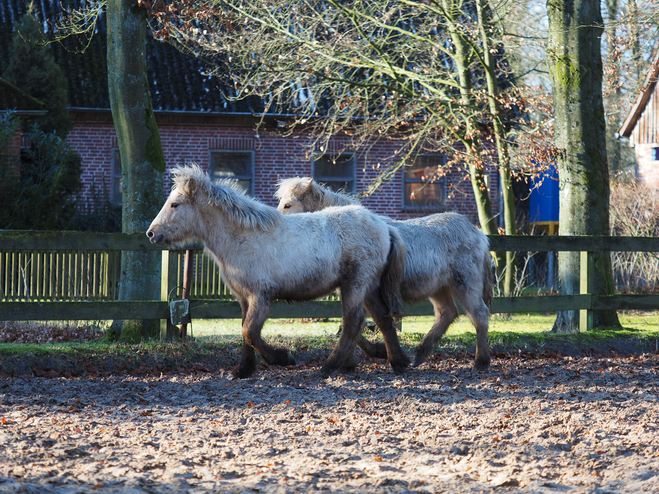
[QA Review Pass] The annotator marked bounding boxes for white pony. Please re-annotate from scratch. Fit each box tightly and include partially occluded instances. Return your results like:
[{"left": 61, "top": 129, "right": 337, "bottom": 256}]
[
  {"left": 276, "top": 177, "right": 493, "bottom": 370},
  {"left": 147, "top": 165, "right": 410, "bottom": 378}
]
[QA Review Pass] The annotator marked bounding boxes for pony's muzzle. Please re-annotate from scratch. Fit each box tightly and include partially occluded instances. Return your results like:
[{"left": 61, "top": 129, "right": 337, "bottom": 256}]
[{"left": 146, "top": 229, "right": 165, "bottom": 245}]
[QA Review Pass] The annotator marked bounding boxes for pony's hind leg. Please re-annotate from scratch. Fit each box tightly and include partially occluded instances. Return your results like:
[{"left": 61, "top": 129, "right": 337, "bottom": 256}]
[
  {"left": 342, "top": 326, "right": 389, "bottom": 373},
  {"left": 356, "top": 334, "right": 388, "bottom": 360},
  {"left": 413, "top": 288, "right": 458, "bottom": 367},
  {"left": 454, "top": 289, "right": 491, "bottom": 371},
  {"left": 364, "top": 291, "right": 411, "bottom": 374}
]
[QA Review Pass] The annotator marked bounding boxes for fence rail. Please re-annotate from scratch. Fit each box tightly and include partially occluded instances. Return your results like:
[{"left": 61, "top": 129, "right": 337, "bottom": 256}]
[{"left": 1, "top": 231, "right": 658, "bottom": 334}]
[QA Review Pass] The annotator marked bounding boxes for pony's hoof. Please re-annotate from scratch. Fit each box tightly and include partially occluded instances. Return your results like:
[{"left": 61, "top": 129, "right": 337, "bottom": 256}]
[
  {"left": 473, "top": 357, "right": 491, "bottom": 371},
  {"left": 390, "top": 360, "right": 410, "bottom": 375},
  {"left": 230, "top": 367, "right": 255, "bottom": 379},
  {"left": 412, "top": 356, "right": 426, "bottom": 368},
  {"left": 314, "top": 368, "right": 333, "bottom": 380},
  {"left": 338, "top": 363, "right": 357, "bottom": 374}
]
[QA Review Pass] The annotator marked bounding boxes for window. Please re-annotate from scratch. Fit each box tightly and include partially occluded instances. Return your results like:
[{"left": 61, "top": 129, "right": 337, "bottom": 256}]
[
  {"left": 312, "top": 153, "right": 356, "bottom": 192},
  {"left": 652, "top": 147, "right": 659, "bottom": 161},
  {"left": 209, "top": 150, "right": 254, "bottom": 195},
  {"left": 403, "top": 155, "right": 446, "bottom": 210},
  {"left": 111, "top": 148, "right": 122, "bottom": 205}
]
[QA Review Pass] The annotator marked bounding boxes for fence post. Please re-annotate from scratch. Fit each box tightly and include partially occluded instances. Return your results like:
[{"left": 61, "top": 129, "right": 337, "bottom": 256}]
[
  {"left": 579, "top": 251, "right": 594, "bottom": 332},
  {"left": 160, "top": 249, "right": 179, "bottom": 341},
  {"left": 180, "top": 249, "right": 194, "bottom": 338}
]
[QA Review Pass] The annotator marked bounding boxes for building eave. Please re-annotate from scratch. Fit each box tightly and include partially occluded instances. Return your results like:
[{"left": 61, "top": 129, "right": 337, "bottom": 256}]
[
  {"left": 618, "top": 51, "right": 659, "bottom": 139},
  {"left": 0, "top": 109, "right": 48, "bottom": 117}
]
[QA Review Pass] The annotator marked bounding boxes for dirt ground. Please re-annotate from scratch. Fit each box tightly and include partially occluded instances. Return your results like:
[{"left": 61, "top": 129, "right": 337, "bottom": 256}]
[{"left": 1, "top": 350, "right": 658, "bottom": 494}]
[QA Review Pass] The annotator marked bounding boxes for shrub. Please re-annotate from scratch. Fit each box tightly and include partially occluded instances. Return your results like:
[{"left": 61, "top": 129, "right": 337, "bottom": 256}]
[
  {"left": 73, "top": 176, "right": 122, "bottom": 233},
  {"left": 0, "top": 112, "right": 21, "bottom": 227},
  {"left": 6, "top": 125, "right": 82, "bottom": 230},
  {"left": 610, "top": 182, "right": 659, "bottom": 293}
]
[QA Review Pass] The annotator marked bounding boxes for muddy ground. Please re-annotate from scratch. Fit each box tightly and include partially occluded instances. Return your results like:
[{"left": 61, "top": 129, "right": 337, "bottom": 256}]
[{"left": 1, "top": 350, "right": 658, "bottom": 494}]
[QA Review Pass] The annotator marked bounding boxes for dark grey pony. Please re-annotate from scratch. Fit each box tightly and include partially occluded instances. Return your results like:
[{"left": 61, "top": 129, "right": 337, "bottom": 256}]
[
  {"left": 276, "top": 177, "right": 493, "bottom": 370},
  {"left": 147, "top": 165, "right": 410, "bottom": 378}
]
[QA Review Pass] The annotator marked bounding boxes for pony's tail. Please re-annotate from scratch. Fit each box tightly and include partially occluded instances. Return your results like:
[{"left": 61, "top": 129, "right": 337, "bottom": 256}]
[
  {"left": 380, "top": 226, "right": 406, "bottom": 318},
  {"left": 482, "top": 246, "right": 494, "bottom": 310}
]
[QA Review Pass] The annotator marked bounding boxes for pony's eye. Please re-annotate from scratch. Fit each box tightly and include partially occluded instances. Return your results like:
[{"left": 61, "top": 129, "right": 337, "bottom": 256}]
[
  {"left": 283, "top": 204, "right": 291, "bottom": 209},
  {"left": 171, "top": 203, "right": 179, "bottom": 209}
]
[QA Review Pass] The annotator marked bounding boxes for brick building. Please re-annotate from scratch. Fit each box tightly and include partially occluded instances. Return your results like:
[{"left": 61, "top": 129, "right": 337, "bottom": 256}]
[
  {"left": 618, "top": 51, "right": 659, "bottom": 189},
  {"left": 1, "top": 0, "right": 499, "bottom": 223}
]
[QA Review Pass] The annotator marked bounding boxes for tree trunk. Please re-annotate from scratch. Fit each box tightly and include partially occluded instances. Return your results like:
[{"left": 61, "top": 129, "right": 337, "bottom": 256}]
[
  {"left": 547, "top": 0, "right": 621, "bottom": 332},
  {"left": 605, "top": 0, "right": 622, "bottom": 178},
  {"left": 107, "top": 0, "right": 166, "bottom": 342},
  {"left": 476, "top": 0, "right": 517, "bottom": 295},
  {"left": 443, "top": 0, "right": 506, "bottom": 286}
]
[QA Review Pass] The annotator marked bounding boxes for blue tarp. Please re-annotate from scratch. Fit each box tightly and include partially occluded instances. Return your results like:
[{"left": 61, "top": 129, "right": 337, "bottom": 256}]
[{"left": 529, "top": 166, "right": 559, "bottom": 223}]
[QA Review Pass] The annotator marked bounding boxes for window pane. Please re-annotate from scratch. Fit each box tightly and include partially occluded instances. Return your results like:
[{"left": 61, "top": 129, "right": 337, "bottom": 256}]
[
  {"left": 210, "top": 152, "right": 251, "bottom": 179},
  {"left": 210, "top": 151, "right": 253, "bottom": 195},
  {"left": 405, "top": 182, "right": 444, "bottom": 208},
  {"left": 232, "top": 179, "right": 251, "bottom": 194},
  {"left": 403, "top": 155, "right": 445, "bottom": 209},
  {"left": 404, "top": 155, "right": 442, "bottom": 180},
  {"left": 320, "top": 180, "right": 352, "bottom": 192},
  {"left": 314, "top": 154, "right": 354, "bottom": 179}
]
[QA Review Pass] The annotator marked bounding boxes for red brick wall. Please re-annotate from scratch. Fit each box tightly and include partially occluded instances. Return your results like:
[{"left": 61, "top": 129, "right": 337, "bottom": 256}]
[{"left": 67, "top": 111, "right": 499, "bottom": 225}]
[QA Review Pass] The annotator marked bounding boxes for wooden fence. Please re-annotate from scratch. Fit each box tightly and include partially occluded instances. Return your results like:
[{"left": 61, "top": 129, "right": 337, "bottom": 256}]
[{"left": 1, "top": 231, "right": 658, "bottom": 335}]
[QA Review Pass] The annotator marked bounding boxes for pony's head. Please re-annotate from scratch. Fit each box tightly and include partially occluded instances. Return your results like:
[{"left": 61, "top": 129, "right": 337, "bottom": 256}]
[
  {"left": 147, "top": 164, "right": 280, "bottom": 245},
  {"left": 275, "top": 177, "right": 359, "bottom": 214},
  {"left": 275, "top": 177, "right": 315, "bottom": 214}
]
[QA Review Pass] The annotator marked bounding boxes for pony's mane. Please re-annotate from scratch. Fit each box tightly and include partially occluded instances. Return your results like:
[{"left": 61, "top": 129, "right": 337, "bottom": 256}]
[
  {"left": 276, "top": 177, "right": 359, "bottom": 208},
  {"left": 171, "top": 165, "right": 281, "bottom": 231}
]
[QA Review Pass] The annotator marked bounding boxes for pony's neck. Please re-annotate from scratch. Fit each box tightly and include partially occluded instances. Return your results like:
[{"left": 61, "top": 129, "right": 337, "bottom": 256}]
[
  {"left": 193, "top": 205, "right": 236, "bottom": 262},
  {"left": 315, "top": 185, "right": 358, "bottom": 208}
]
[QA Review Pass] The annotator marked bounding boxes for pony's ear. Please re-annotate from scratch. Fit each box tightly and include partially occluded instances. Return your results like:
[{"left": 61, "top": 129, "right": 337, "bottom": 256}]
[
  {"left": 178, "top": 176, "right": 198, "bottom": 198},
  {"left": 305, "top": 178, "right": 320, "bottom": 198}
]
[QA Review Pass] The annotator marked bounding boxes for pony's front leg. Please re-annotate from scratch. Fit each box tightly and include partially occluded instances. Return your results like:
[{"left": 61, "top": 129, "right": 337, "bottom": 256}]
[
  {"left": 232, "top": 298, "right": 257, "bottom": 379},
  {"left": 238, "top": 297, "right": 296, "bottom": 378},
  {"left": 319, "top": 289, "right": 365, "bottom": 379}
]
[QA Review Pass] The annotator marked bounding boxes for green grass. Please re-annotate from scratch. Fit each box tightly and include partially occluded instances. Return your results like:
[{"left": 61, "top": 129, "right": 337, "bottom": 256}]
[
  {"left": 0, "top": 339, "right": 184, "bottom": 356},
  {"left": 189, "top": 311, "right": 659, "bottom": 349},
  {"left": 1, "top": 312, "right": 657, "bottom": 359}
]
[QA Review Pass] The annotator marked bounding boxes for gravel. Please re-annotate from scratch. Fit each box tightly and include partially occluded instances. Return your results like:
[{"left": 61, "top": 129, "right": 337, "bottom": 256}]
[{"left": 1, "top": 353, "right": 658, "bottom": 493}]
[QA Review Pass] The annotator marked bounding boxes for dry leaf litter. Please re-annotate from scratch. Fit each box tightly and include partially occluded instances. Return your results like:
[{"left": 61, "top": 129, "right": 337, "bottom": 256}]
[{"left": 1, "top": 351, "right": 658, "bottom": 493}]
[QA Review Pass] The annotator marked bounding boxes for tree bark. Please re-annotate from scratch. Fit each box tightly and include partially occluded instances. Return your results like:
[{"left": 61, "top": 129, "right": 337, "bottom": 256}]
[
  {"left": 107, "top": 0, "right": 166, "bottom": 342},
  {"left": 547, "top": 0, "right": 621, "bottom": 332}
]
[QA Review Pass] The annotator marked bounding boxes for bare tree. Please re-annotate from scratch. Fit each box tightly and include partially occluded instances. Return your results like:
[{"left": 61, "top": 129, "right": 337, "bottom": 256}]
[{"left": 148, "top": 0, "right": 555, "bottom": 295}]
